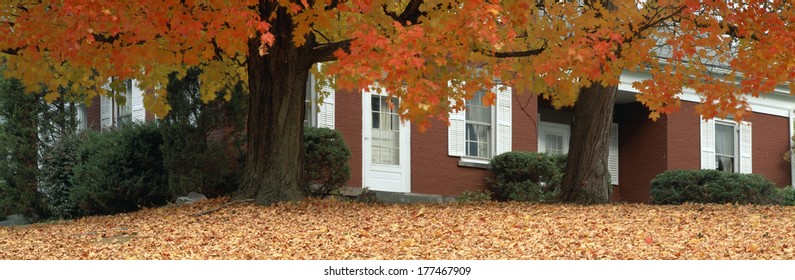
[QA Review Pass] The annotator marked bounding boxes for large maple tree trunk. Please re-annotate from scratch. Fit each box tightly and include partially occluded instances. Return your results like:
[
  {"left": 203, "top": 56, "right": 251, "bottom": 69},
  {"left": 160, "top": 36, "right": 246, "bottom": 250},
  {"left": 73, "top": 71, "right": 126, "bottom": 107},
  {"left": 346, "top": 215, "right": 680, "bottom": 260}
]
[
  {"left": 233, "top": 9, "right": 311, "bottom": 205},
  {"left": 559, "top": 83, "right": 617, "bottom": 204}
]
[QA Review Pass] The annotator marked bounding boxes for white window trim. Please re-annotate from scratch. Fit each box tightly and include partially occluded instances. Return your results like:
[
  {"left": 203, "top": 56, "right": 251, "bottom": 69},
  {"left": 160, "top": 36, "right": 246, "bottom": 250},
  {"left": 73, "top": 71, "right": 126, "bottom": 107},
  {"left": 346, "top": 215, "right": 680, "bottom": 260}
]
[
  {"left": 714, "top": 120, "right": 738, "bottom": 172},
  {"left": 538, "top": 121, "right": 571, "bottom": 154},
  {"left": 463, "top": 91, "right": 495, "bottom": 160},
  {"left": 700, "top": 116, "right": 752, "bottom": 174},
  {"left": 305, "top": 75, "right": 318, "bottom": 128}
]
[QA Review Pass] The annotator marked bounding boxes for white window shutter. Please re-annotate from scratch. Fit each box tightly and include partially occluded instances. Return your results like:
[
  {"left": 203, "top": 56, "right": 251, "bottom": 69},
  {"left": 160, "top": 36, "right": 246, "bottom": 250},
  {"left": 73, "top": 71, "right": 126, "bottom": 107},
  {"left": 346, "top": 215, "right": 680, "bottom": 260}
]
[
  {"left": 608, "top": 123, "right": 619, "bottom": 185},
  {"left": 739, "top": 121, "right": 752, "bottom": 174},
  {"left": 100, "top": 95, "right": 112, "bottom": 129},
  {"left": 317, "top": 83, "right": 335, "bottom": 129},
  {"left": 700, "top": 117, "right": 716, "bottom": 170},
  {"left": 448, "top": 103, "right": 466, "bottom": 157},
  {"left": 131, "top": 80, "right": 146, "bottom": 123},
  {"left": 495, "top": 86, "right": 512, "bottom": 155}
]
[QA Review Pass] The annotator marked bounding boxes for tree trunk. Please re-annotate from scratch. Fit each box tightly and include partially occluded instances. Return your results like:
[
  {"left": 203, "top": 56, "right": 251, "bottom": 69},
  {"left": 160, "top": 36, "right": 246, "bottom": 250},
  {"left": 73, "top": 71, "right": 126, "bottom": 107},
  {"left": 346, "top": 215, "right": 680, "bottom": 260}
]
[
  {"left": 233, "top": 7, "right": 312, "bottom": 205},
  {"left": 559, "top": 83, "right": 617, "bottom": 204}
]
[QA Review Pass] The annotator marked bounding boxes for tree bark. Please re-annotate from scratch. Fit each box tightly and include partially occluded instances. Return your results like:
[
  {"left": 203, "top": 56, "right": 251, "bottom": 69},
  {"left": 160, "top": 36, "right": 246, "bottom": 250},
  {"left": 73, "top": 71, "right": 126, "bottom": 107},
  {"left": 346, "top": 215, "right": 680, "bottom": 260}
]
[
  {"left": 233, "top": 6, "right": 313, "bottom": 205},
  {"left": 559, "top": 83, "right": 617, "bottom": 204}
]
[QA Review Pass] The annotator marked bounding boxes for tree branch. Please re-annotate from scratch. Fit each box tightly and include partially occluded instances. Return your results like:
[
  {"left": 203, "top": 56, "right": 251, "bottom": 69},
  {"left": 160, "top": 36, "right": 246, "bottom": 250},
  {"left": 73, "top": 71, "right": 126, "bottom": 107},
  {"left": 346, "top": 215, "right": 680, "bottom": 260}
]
[
  {"left": 384, "top": 0, "right": 425, "bottom": 25},
  {"left": 309, "top": 39, "right": 351, "bottom": 63},
  {"left": 481, "top": 46, "right": 546, "bottom": 58}
]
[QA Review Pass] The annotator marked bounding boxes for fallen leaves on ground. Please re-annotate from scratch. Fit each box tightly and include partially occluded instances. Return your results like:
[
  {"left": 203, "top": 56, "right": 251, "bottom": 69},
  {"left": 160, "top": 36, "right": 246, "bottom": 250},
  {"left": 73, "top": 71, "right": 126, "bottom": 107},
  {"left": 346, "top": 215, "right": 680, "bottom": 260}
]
[{"left": 2, "top": 198, "right": 795, "bottom": 259}]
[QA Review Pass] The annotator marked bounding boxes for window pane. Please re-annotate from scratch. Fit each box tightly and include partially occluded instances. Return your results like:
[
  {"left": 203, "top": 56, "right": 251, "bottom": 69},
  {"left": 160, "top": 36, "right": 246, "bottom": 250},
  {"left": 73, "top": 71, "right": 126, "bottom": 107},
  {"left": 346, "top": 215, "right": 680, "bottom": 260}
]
[
  {"left": 715, "top": 124, "right": 734, "bottom": 155},
  {"left": 371, "top": 95, "right": 400, "bottom": 165},
  {"left": 464, "top": 90, "right": 492, "bottom": 158},
  {"left": 545, "top": 133, "right": 564, "bottom": 154},
  {"left": 716, "top": 156, "right": 734, "bottom": 173},
  {"left": 466, "top": 123, "right": 491, "bottom": 158}
]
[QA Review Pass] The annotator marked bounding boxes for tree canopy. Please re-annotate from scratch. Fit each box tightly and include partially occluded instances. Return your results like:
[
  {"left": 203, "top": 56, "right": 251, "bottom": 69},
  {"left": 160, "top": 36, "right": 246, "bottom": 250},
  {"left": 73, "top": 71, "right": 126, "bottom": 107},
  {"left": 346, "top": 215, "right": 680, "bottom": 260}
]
[{"left": 2, "top": 1, "right": 794, "bottom": 125}]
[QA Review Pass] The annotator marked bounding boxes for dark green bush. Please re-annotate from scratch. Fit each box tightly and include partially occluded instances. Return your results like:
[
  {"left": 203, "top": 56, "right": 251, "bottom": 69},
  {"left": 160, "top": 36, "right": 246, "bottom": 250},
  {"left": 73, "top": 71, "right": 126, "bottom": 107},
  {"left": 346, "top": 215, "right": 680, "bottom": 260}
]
[
  {"left": 303, "top": 127, "right": 351, "bottom": 198},
  {"left": 39, "top": 132, "right": 87, "bottom": 219},
  {"left": 487, "top": 152, "right": 566, "bottom": 202},
  {"left": 70, "top": 122, "right": 169, "bottom": 216},
  {"left": 650, "top": 170, "right": 779, "bottom": 205},
  {"left": 160, "top": 68, "right": 246, "bottom": 199},
  {"left": 774, "top": 186, "right": 795, "bottom": 206}
]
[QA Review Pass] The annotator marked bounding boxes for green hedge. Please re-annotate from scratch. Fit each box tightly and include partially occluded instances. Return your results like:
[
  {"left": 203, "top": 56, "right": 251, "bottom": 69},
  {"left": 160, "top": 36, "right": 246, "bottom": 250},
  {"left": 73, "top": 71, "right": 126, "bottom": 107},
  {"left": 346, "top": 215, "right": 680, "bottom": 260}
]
[
  {"left": 69, "top": 123, "right": 169, "bottom": 216},
  {"left": 650, "top": 170, "right": 780, "bottom": 205},
  {"left": 303, "top": 127, "right": 351, "bottom": 198},
  {"left": 487, "top": 152, "right": 566, "bottom": 202}
]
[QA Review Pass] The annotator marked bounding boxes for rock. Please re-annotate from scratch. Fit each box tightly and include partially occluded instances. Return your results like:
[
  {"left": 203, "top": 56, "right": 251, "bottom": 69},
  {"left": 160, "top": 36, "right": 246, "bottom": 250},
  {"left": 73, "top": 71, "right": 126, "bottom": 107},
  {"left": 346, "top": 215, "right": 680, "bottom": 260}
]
[
  {"left": 0, "top": 214, "right": 31, "bottom": 227},
  {"left": 175, "top": 192, "right": 207, "bottom": 205}
]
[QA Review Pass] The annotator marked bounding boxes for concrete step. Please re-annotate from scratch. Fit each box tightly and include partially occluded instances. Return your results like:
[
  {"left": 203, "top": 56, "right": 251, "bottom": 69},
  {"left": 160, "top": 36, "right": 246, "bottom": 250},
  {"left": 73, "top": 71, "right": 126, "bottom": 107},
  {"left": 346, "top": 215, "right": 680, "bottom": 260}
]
[{"left": 339, "top": 187, "right": 455, "bottom": 203}]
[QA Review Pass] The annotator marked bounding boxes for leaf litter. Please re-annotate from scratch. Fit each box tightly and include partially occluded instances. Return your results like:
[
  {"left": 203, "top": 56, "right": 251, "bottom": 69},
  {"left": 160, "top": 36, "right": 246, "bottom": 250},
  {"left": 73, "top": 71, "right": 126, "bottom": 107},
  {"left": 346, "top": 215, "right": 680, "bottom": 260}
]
[{"left": 1, "top": 198, "right": 794, "bottom": 260}]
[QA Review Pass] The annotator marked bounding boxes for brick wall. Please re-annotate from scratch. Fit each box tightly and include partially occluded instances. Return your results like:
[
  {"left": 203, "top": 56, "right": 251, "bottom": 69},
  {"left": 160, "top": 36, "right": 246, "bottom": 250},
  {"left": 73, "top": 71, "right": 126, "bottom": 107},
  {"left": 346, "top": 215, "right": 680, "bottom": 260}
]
[
  {"left": 743, "top": 110, "right": 792, "bottom": 186},
  {"left": 667, "top": 101, "right": 791, "bottom": 186},
  {"left": 666, "top": 102, "right": 701, "bottom": 171},
  {"left": 410, "top": 119, "right": 491, "bottom": 196},
  {"left": 615, "top": 102, "right": 668, "bottom": 203},
  {"left": 334, "top": 88, "right": 363, "bottom": 188},
  {"left": 512, "top": 93, "right": 538, "bottom": 152},
  {"left": 86, "top": 95, "right": 102, "bottom": 130}
]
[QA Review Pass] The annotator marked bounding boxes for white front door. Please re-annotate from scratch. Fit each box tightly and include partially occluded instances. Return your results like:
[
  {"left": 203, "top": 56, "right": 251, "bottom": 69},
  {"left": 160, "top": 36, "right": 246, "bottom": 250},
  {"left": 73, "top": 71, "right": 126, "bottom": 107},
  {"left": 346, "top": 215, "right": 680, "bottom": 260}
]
[{"left": 362, "top": 89, "right": 410, "bottom": 193}]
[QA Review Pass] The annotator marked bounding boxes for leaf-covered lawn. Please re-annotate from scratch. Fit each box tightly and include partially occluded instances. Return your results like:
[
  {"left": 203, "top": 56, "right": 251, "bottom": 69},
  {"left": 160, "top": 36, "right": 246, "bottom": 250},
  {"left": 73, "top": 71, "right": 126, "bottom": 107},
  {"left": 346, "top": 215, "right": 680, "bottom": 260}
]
[{"left": 2, "top": 198, "right": 795, "bottom": 260}]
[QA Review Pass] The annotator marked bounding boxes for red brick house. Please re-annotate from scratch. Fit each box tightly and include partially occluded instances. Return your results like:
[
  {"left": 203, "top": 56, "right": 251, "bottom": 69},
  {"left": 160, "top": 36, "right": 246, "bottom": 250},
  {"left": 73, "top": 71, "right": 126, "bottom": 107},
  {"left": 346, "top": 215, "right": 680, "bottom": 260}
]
[
  {"left": 308, "top": 71, "right": 795, "bottom": 203},
  {"left": 76, "top": 79, "right": 157, "bottom": 132},
  {"left": 80, "top": 72, "right": 795, "bottom": 203}
]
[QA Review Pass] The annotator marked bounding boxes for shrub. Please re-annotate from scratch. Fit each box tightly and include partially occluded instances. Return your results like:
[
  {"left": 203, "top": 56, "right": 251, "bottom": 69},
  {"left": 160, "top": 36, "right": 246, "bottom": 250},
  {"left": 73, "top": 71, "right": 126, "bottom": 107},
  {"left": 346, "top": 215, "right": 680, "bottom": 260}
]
[
  {"left": 70, "top": 122, "right": 169, "bottom": 216},
  {"left": 303, "top": 127, "right": 351, "bottom": 198},
  {"left": 454, "top": 189, "right": 493, "bottom": 203},
  {"left": 650, "top": 170, "right": 779, "bottom": 205},
  {"left": 774, "top": 187, "right": 795, "bottom": 206},
  {"left": 487, "top": 152, "right": 566, "bottom": 202},
  {"left": 161, "top": 122, "right": 242, "bottom": 198},
  {"left": 38, "top": 132, "right": 87, "bottom": 219}
]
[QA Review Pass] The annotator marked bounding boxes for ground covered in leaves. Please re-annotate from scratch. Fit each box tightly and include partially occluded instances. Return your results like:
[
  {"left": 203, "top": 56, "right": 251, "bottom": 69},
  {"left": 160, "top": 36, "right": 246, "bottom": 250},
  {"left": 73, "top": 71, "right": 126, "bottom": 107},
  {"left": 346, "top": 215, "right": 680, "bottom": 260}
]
[{"left": 2, "top": 198, "right": 795, "bottom": 259}]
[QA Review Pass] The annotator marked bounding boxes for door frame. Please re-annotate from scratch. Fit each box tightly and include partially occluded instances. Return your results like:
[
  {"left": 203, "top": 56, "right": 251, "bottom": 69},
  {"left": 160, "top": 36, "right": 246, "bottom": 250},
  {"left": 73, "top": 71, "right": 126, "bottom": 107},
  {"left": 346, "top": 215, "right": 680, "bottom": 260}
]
[{"left": 361, "top": 88, "right": 411, "bottom": 193}]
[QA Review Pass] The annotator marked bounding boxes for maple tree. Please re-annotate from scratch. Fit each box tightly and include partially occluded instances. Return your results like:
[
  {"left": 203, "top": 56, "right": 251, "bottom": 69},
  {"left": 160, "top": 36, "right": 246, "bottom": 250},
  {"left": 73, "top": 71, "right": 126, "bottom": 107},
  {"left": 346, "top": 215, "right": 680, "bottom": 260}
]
[{"left": 2, "top": 0, "right": 795, "bottom": 205}]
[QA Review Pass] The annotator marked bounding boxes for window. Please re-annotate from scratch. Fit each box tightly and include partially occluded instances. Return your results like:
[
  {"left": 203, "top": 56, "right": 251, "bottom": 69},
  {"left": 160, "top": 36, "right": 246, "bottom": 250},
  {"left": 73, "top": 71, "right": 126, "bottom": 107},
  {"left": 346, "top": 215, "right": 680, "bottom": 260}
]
[
  {"left": 304, "top": 73, "right": 334, "bottom": 128},
  {"left": 538, "top": 121, "right": 571, "bottom": 154},
  {"left": 117, "top": 79, "right": 134, "bottom": 125},
  {"left": 715, "top": 122, "right": 736, "bottom": 172},
  {"left": 448, "top": 86, "right": 512, "bottom": 165},
  {"left": 370, "top": 95, "right": 400, "bottom": 164},
  {"left": 700, "top": 117, "right": 752, "bottom": 174},
  {"left": 537, "top": 120, "right": 619, "bottom": 185},
  {"left": 465, "top": 90, "right": 493, "bottom": 158},
  {"left": 75, "top": 103, "right": 87, "bottom": 131}
]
